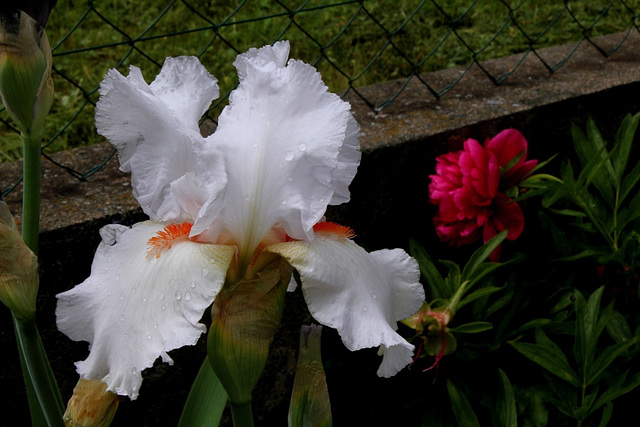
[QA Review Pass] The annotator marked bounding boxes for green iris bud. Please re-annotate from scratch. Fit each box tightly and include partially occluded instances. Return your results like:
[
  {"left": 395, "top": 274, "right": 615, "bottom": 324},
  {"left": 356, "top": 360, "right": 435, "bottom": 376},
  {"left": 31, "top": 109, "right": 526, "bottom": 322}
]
[
  {"left": 0, "top": 199, "right": 38, "bottom": 319},
  {"left": 289, "top": 324, "right": 332, "bottom": 427},
  {"left": 0, "top": 6, "right": 54, "bottom": 138},
  {"left": 207, "top": 255, "right": 293, "bottom": 410}
]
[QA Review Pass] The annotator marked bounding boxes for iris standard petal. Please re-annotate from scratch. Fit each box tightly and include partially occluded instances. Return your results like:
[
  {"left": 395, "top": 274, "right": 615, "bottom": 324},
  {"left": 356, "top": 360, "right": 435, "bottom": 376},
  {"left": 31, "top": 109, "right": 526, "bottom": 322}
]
[
  {"left": 267, "top": 230, "right": 424, "bottom": 377},
  {"left": 202, "top": 41, "right": 360, "bottom": 253},
  {"left": 56, "top": 222, "right": 235, "bottom": 399},
  {"left": 96, "top": 57, "right": 224, "bottom": 223}
]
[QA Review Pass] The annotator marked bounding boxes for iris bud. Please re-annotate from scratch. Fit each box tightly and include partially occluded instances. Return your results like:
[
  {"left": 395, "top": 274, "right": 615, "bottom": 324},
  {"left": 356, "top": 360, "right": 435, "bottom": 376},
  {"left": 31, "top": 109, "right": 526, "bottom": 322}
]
[
  {"left": 0, "top": 199, "right": 38, "bottom": 319},
  {"left": 207, "top": 255, "right": 293, "bottom": 406},
  {"left": 289, "top": 324, "right": 332, "bottom": 427},
  {"left": 0, "top": 5, "right": 54, "bottom": 138},
  {"left": 63, "top": 379, "right": 119, "bottom": 427}
]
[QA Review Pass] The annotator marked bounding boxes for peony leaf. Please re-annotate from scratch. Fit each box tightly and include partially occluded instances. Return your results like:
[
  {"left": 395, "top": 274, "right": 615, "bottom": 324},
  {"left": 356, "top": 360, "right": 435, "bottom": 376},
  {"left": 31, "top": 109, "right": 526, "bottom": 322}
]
[
  {"left": 410, "top": 239, "right": 447, "bottom": 300},
  {"left": 509, "top": 328, "right": 580, "bottom": 387},
  {"left": 448, "top": 321, "right": 493, "bottom": 334},
  {"left": 461, "top": 230, "right": 507, "bottom": 282},
  {"left": 587, "top": 336, "right": 639, "bottom": 385},
  {"left": 496, "top": 369, "right": 517, "bottom": 427},
  {"left": 447, "top": 379, "right": 481, "bottom": 427},
  {"left": 611, "top": 112, "right": 640, "bottom": 186}
]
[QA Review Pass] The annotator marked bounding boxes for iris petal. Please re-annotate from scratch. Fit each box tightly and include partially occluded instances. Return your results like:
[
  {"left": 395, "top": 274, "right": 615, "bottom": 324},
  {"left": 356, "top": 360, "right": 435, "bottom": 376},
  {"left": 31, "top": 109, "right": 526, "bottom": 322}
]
[
  {"left": 200, "top": 41, "right": 360, "bottom": 254},
  {"left": 267, "top": 231, "right": 424, "bottom": 377},
  {"left": 96, "top": 57, "right": 225, "bottom": 225},
  {"left": 56, "top": 222, "right": 235, "bottom": 399}
]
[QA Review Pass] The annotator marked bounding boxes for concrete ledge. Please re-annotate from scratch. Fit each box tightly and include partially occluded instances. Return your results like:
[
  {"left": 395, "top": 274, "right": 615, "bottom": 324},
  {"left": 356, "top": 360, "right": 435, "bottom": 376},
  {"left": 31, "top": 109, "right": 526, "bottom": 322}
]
[{"left": 1, "top": 32, "right": 640, "bottom": 424}]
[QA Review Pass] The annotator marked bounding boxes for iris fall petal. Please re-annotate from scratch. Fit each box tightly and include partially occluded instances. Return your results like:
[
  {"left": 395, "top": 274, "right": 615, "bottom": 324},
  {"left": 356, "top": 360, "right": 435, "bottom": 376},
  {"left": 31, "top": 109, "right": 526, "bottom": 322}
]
[
  {"left": 267, "top": 231, "right": 424, "bottom": 376},
  {"left": 56, "top": 222, "right": 235, "bottom": 398}
]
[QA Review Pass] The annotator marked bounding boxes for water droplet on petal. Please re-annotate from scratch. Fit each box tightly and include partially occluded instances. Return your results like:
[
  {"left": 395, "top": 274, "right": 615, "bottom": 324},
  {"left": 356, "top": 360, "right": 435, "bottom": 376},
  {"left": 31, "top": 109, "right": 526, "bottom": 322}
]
[
  {"left": 115, "top": 274, "right": 120, "bottom": 281},
  {"left": 162, "top": 304, "right": 167, "bottom": 311},
  {"left": 362, "top": 306, "right": 368, "bottom": 312},
  {"left": 371, "top": 293, "right": 377, "bottom": 300},
  {"left": 132, "top": 367, "right": 137, "bottom": 375},
  {"left": 169, "top": 279, "right": 175, "bottom": 287},
  {"left": 298, "top": 143, "right": 307, "bottom": 152},
  {"left": 146, "top": 335, "right": 151, "bottom": 340},
  {"left": 284, "top": 151, "right": 294, "bottom": 161},
  {"left": 190, "top": 281, "right": 196, "bottom": 289},
  {"left": 184, "top": 292, "right": 192, "bottom": 301},
  {"left": 153, "top": 323, "right": 158, "bottom": 329},
  {"left": 159, "top": 292, "right": 165, "bottom": 300},
  {"left": 119, "top": 314, "right": 125, "bottom": 322},
  {"left": 131, "top": 287, "right": 136, "bottom": 294},
  {"left": 119, "top": 292, "right": 125, "bottom": 301},
  {"left": 281, "top": 198, "right": 287, "bottom": 205},
  {"left": 175, "top": 291, "right": 182, "bottom": 301},
  {"left": 201, "top": 268, "right": 209, "bottom": 278}
]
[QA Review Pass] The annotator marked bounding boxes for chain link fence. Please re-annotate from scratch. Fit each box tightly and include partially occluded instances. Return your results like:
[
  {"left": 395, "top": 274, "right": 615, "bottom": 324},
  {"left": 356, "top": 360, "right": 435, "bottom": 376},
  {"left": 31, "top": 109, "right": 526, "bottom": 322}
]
[{"left": 2, "top": 0, "right": 639, "bottom": 195}]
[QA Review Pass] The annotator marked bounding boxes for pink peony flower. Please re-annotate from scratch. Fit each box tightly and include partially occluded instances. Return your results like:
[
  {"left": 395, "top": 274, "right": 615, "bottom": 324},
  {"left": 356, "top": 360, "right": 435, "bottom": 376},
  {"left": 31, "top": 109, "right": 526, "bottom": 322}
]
[{"left": 429, "top": 129, "right": 537, "bottom": 260}]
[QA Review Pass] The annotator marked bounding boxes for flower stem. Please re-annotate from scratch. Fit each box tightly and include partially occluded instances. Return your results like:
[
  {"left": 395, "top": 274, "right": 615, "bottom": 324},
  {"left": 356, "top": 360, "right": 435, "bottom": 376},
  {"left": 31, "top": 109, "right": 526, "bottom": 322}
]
[
  {"left": 230, "top": 401, "right": 254, "bottom": 427},
  {"left": 13, "top": 316, "right": 65, "bottom": 426},
  {"left": 21, "top": 132, "right": 41, "bottom": 254}
]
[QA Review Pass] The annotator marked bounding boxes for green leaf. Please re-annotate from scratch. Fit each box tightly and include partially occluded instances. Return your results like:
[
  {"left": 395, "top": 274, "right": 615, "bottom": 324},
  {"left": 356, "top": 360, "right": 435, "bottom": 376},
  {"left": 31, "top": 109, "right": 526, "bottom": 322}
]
[
  {"left": 410, "top": 239, "right": 446, "bottom": 299},
  {"left": 458, "top": 286, "right": 504, "bottom": 311},
  {"left": 611, "top": 112, "right": 640, "bottom": 184},
  {"left": 13, "top": 317, "right": 65, "bottom": 427},
  {"left": 574, "top": 287, "right": 604, "bottom": 376},
  {"left": 587, "top": 336, "right": 640, "bottom": 385},
  {"left": 617, "top": 190, "right": 640, "bottom": 231},
  {"left": 599, "top": 401, "right": 613, "bottom": 427},
  {"left": 447, "top": 380, "right": 481, "bottom": 427},
  {"left": 509, "top": 328, "right": 580, "bottom": 387},
  {"left": 506, "top": 318, "right": 552, "bottom": 340},
  {"left": 441, "top": 260, "right": 461, "bottom": 297},
  {"left": 178, "top": 360, "right": 227, "bottom": 427},
  {"left": 606, "top": 309, "right": 632, "bottom": 344},
  {"left": 571, "top": 120, "right": 614, "bottom": 206},
  {"left": 574, "top": 389, "right": 599, "bottom": 420},
  {"left": 593, "top": 372, "right": 640, "bottom": 412},
  {"left": 586, "top": 117, "right": 618, "bottom": 188},
  {"left": 448, "top": 321, "right": 493, "bottom": 334},
  {"left": 461, "top": 230, "right": 507, "bottom": 282},
  {"left": 496, "top": 369, "right": 517, "bottom": 427},
  {"left": 549, "top": 208, "right": 587, "bottom": 217},
  {"left": 619, "top": 158, "right": 640, "bottom": 205}
]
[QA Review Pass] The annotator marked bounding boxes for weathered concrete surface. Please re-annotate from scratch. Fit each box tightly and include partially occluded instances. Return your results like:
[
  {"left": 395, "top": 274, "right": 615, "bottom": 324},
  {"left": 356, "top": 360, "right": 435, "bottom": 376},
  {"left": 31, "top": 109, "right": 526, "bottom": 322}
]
[{"left": 1, "top": 32, "right": 640, "bottom": 425}]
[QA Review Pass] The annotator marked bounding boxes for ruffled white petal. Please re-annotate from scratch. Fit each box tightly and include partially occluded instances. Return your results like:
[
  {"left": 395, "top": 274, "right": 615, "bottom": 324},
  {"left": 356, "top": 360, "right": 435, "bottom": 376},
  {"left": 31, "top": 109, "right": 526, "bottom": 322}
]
[
  {"left": 56, "top": 222, "right": 235, "bottom": 399},
  {"left": 96, "top": 57, "right": 225, "bottom": 225},
  {"left": 201, "top": 41, "right": 360, "bottom": 254},
  {"left": 267, "top": 233, "right": 424, "bottom": 377}
]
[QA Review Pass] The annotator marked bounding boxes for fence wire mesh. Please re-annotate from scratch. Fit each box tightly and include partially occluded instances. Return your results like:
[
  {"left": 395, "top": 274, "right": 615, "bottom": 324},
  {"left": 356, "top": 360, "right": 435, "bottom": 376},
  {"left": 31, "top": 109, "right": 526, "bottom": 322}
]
[{"left": 2, "top": 0, "right": 639, "bottom": 195}]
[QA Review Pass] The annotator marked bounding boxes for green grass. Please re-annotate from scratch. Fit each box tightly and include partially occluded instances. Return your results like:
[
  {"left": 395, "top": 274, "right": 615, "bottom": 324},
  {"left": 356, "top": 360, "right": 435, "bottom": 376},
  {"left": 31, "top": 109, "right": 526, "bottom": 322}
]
[{"left": 1, "top": 0, "right": 638, "bottom": 165}]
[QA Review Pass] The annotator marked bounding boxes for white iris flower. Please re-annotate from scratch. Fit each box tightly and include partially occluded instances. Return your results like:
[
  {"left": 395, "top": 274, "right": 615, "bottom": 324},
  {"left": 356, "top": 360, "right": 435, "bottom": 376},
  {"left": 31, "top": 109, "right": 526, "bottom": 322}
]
[{"left": 56, "top": 41, "right": 425, "bottom": 399}]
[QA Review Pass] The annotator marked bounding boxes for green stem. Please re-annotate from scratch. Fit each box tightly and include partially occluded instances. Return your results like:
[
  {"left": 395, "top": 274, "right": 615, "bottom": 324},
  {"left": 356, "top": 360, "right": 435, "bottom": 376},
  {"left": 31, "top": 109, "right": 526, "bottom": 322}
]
[
  {"left": 21, "top": 132, "right": 41, "bottom": 254},
  {"left": 230, "top": 401, "right": 254, "bottom": 427},
  {"left": 13, "top": 316, "right": 65, "bottom": 427}
]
